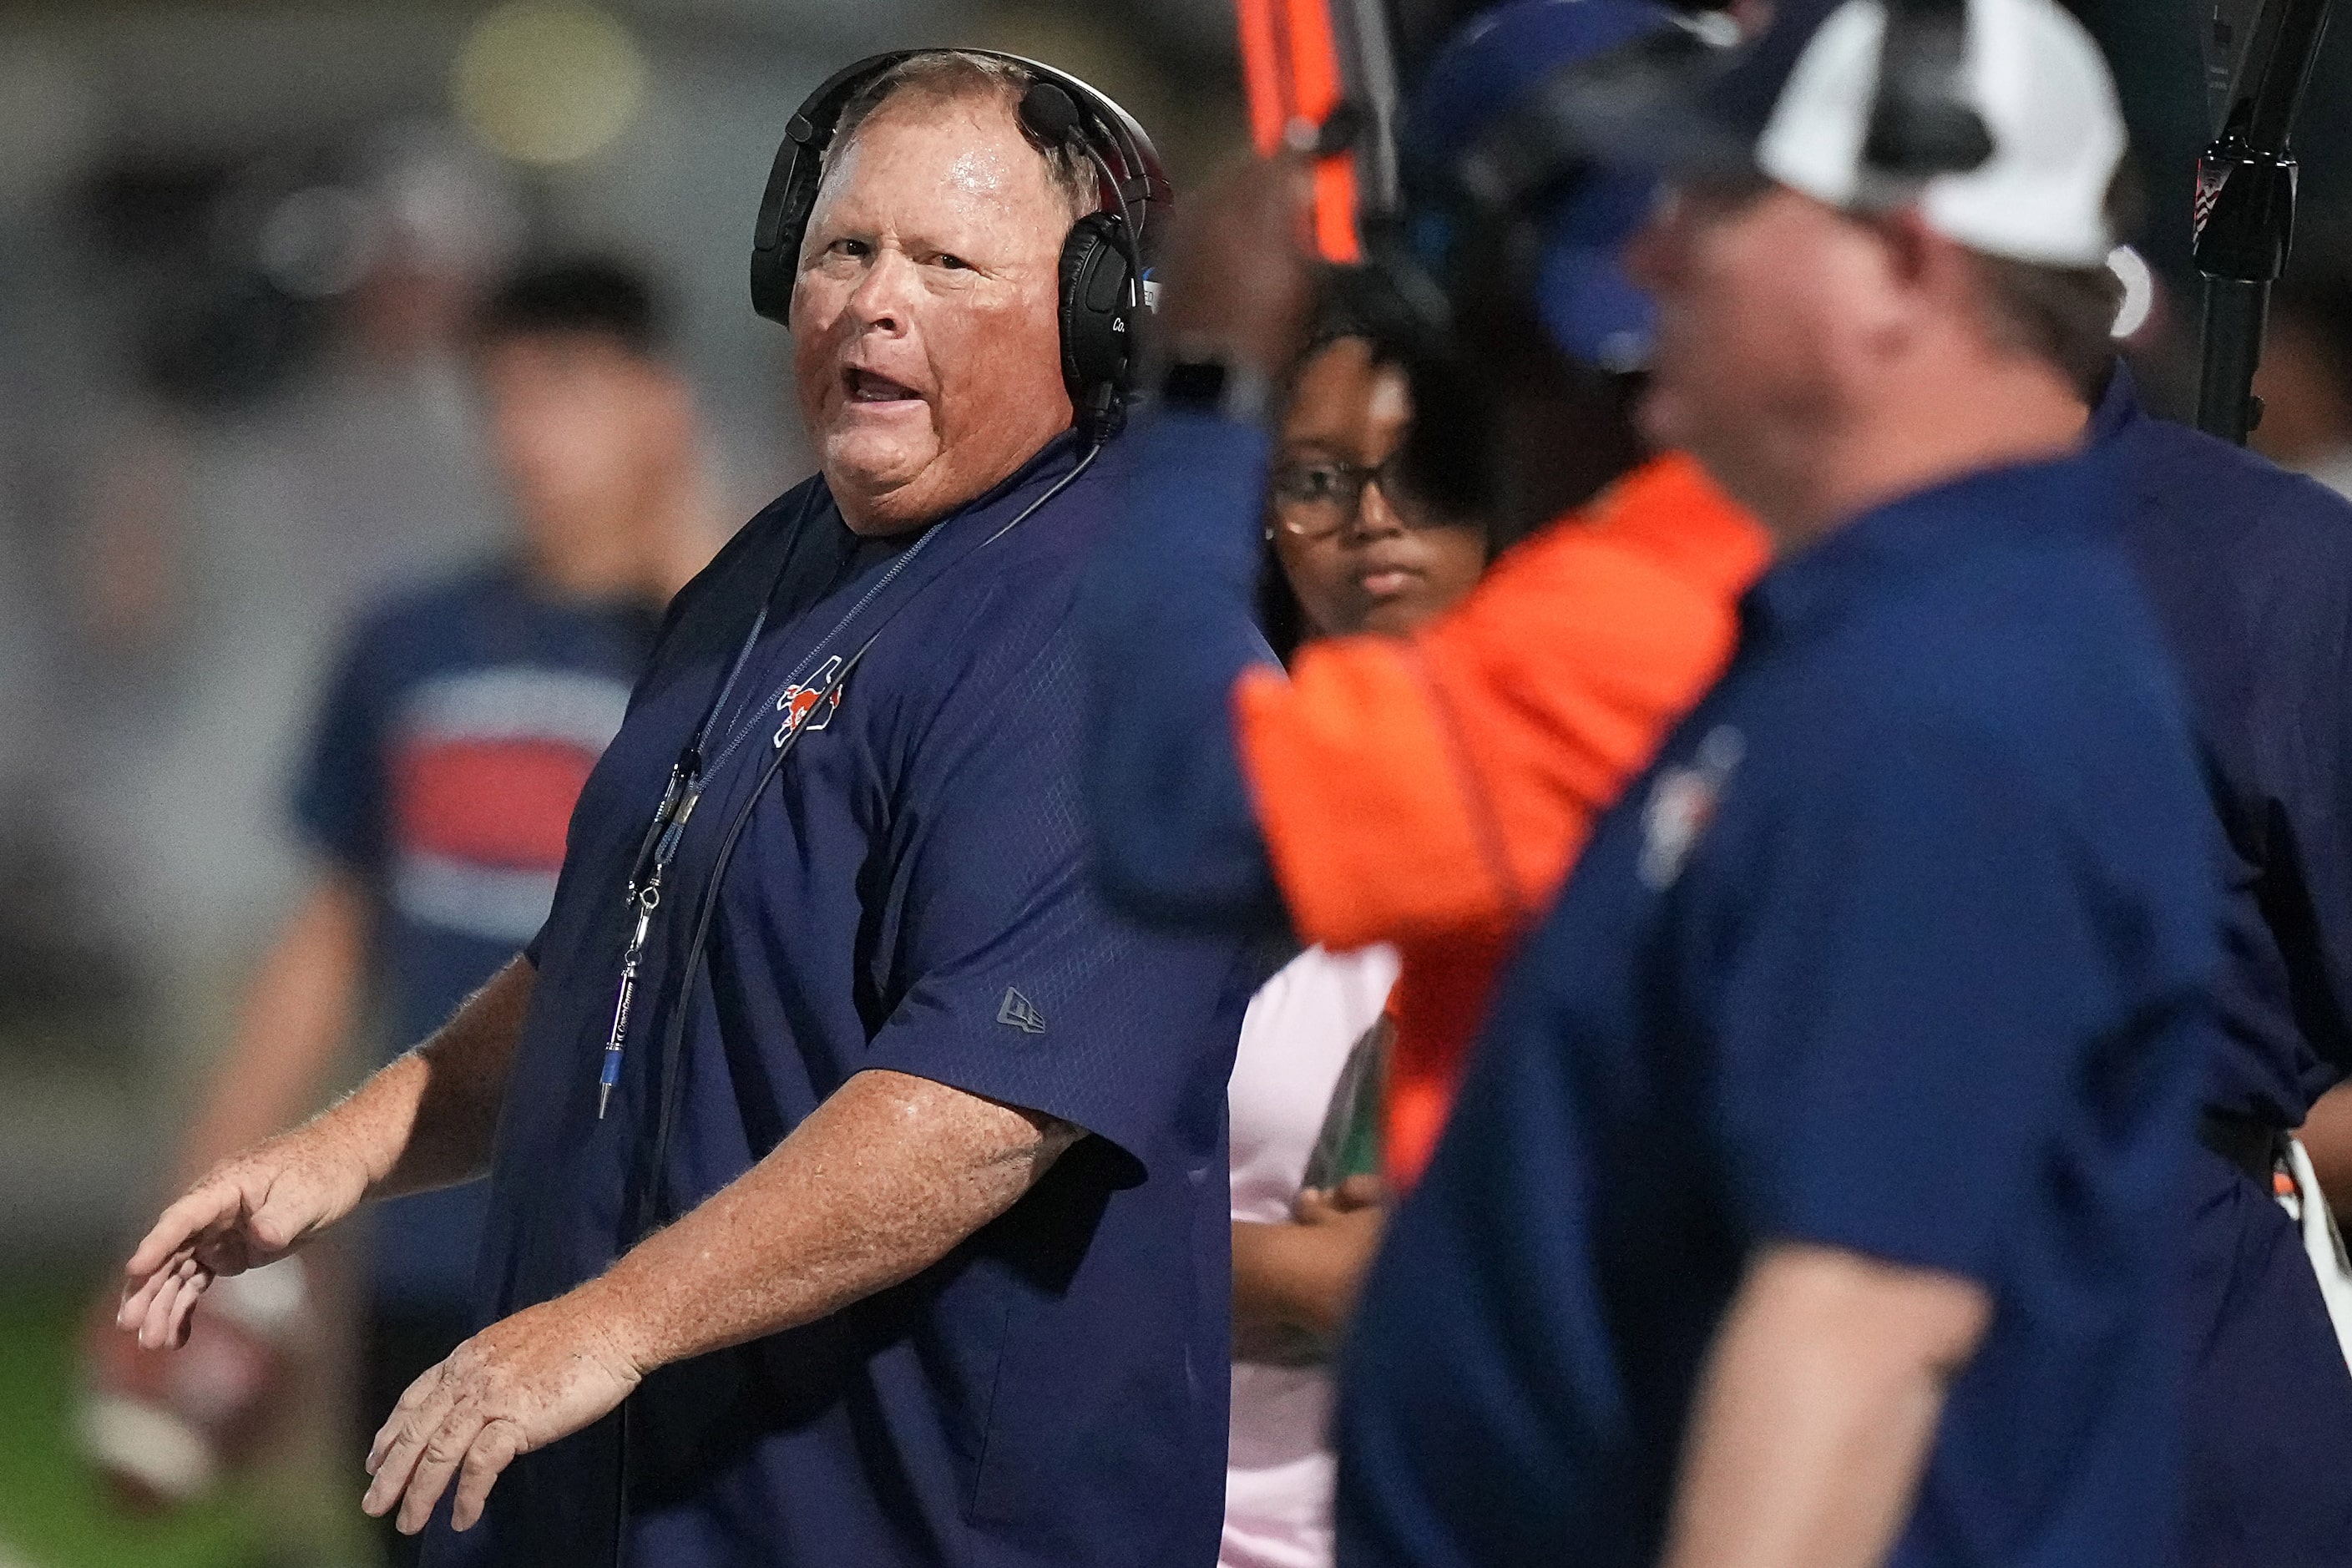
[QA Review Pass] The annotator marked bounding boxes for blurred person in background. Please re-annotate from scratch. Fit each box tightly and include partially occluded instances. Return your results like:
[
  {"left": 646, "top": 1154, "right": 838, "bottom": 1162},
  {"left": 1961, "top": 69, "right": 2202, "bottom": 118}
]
[
  {"left": 80, "top": 124, "right": 527, "bottom": 1121},
  {"left": 2102, "top": 353, "right": 2352, "bottom": 1564},
  {"left": 60, "top": 124, "right": 522, "bottom": 1556},
  {"left": 122, "top": 51, "right": 1258, "bottom": 1568},
  {"left": 1222, "top": 291, "right": 1495, "bottom": 1568},
  {"left": 1339, "top": 1, "right": 2222, "bottom": 1562},
  {"left": 2248, "top": 258, "right": 2352, "bottom": 496},
  {"left": 1083, "top": 0, "right": 1767, "bottom": 1203},
  {"left": 2098, "top": 250, "right": 2352, "bottom": 1568},
  {"left": 86, "top": 255, "right": 711, "bottom": 1566}
]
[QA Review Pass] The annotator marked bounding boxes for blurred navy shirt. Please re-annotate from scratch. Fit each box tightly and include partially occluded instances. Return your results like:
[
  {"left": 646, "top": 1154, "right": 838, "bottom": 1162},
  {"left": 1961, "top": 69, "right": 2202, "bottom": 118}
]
[
  {"left": 2099, "top": 366, "right": 2352, "bottom": 1125},
  {"left": 1338, "top": 446, "right": 2217, "bottom": 1567},
  {"left": 294, "top": 566, "right": 654, "bottom": 1311},
  {"left": 432, "top": 435, "right": 1258, "bottom": 1568},
  {"left": 2097, "top": 367, "right": 2352, "bottom": 1562}
]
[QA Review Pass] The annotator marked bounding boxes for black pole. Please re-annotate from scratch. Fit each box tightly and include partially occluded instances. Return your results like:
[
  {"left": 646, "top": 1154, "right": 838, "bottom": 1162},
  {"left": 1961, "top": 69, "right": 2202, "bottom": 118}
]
[{"left": 2194, "top": 0, "right": 2337, "bottom": 443}]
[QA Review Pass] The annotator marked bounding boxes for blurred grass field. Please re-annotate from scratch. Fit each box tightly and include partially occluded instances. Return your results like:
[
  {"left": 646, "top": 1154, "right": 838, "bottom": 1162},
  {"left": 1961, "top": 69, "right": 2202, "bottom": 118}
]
[{"left": 0, "top": 1286, "right": 361, "bottom": 1568}]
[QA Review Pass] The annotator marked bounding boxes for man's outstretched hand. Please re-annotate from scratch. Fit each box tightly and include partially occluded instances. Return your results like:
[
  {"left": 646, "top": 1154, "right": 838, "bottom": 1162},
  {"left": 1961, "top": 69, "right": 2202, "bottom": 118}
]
[
  {"left": 362, "top": 1288, "right": 642, "bottom": 1535},
  {"left": 117, "top": 1130, "right": 370, "bottom": 1351},
  {"left": 357, "top": 1067, "right": 1075, "bottom": 1536}
]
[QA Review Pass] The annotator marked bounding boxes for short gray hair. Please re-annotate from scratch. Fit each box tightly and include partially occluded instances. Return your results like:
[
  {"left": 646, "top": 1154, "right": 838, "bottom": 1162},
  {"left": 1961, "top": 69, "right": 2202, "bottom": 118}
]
[
  {"left": 824, "top": 51, "right": 1098, "bottom": 225},
  {"left": 1970, "top": 160, "right": 2142, "bottom": 398},
  {"left": 1972, "top": 254, "right": 2126, "bottom": 398}
]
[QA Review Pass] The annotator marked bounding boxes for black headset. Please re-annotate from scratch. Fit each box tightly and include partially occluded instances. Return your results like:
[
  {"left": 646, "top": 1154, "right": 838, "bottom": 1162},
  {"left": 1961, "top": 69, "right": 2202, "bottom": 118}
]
[{"left": 749, "top": 50, "right": 1172, "bottom": 443}]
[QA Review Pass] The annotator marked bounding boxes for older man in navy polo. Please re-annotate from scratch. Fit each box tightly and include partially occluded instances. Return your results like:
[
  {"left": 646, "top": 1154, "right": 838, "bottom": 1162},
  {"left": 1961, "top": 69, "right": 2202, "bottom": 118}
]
[{"left": 119, "top": 52, "right": 1254, "bottom": 1568}]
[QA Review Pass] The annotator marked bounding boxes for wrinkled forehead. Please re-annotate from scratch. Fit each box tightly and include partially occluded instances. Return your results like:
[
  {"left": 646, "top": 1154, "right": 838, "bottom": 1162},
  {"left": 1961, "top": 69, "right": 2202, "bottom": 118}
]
[{"left": 812, "top": 88, "right": 1067, "bottom": 237}]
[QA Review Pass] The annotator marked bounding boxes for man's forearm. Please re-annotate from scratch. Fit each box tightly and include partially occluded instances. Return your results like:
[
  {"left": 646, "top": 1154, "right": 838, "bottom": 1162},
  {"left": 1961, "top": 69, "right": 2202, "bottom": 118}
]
[
  {"left": 1659, "top": 1242, "right": 1990, "bottom": 1568},
  {"left": 332, "top": 956, "right": 537, "bottom": 1201},
  {"left": 582, "top": 1069, "right": 1080, "bottom": 1371},
  {"left": 176, "top": 873, "right": 370, "bottom": 1185}
]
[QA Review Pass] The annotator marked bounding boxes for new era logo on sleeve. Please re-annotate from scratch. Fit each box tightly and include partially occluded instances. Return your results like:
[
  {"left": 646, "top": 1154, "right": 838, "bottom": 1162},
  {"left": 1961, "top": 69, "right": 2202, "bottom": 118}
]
[{"left": 997, "top": 988, "right": 1046, "bottom": 1034}]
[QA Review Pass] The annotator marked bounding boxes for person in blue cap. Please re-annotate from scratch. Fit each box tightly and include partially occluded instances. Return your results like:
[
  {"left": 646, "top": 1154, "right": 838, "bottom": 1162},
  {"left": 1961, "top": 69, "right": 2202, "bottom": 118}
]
[
  {"left": 1083, "top": 2, "right": 1766, "bottom": 1197},
  {"left": 1332, "top": 1, "right": 2223, "bottom": 1564}
]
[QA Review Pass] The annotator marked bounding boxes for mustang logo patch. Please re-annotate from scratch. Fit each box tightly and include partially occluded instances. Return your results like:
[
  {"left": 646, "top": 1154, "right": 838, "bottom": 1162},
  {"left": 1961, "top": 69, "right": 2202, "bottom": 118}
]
[
  {"left": 775, "top": 655, "right": 847, "bottom": 746},
  {"left": 1639, "top": 725, "right": 1743, "bottom": 890}
]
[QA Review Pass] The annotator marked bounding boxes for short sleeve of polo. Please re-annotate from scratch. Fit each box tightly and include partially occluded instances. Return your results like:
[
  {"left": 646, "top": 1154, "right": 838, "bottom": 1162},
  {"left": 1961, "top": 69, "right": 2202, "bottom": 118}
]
[
  {"left": 862, "top": 593, "right": 1242, "bottom": 1165},
  {"left": 1715, "top": 717, "right": 2114, "bottom": 1282},
  {"left": 291, "top": 618, "right": 391, "bottom": 877}
]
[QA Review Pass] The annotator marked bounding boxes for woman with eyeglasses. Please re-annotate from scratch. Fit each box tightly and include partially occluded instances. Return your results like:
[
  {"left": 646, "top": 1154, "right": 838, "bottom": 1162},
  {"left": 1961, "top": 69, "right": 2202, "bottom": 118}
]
[
  {"left": 1222, "top": 316, "right": 1490, "bottom": 1568},
  {"left": 1256, "top": 335, "right": 1490, "bottom": 651}
]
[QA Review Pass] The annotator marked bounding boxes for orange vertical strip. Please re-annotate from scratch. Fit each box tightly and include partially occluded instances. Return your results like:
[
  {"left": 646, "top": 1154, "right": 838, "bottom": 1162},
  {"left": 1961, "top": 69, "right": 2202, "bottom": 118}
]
[
  {"left": 1234, "top": 0, "right": 1289, "bottom": 155},
  {"left": 1278, "top": 0, "right": 1360, "bottom": 262},
  {"left": 1313, "top": 158, "right": 1362, "bottom": 262},
  {"left": 1281, "top": 0, "right": 1345, "bottom": 121},
  {"left": 1237, "top": 0, "right": 1362, "bottom": 261}
]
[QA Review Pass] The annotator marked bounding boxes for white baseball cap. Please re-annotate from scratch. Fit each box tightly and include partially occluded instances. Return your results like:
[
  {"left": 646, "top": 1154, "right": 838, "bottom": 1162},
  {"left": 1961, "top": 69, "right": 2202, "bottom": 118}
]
[{"left": 1549, "top": 0, "right": 2129, "bottom": 268}]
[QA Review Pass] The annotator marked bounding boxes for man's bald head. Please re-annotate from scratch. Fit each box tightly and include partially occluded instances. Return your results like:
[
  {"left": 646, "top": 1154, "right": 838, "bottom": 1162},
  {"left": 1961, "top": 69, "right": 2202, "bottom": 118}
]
[{"left": 826, "top": 53, "right": 1099, "bottom": 230}]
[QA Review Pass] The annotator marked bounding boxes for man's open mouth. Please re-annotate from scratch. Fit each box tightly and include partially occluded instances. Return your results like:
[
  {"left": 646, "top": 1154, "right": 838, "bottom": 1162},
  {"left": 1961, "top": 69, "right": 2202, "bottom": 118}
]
[{"left": 845, "top": 368, "right": 922, "bottom": 403}]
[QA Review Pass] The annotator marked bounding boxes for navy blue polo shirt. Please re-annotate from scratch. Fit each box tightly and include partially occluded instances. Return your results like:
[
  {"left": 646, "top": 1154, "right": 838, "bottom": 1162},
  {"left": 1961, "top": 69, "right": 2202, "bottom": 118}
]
[
  {"left": 427, "top": 434, "right": 1260, "bottom": 1568},
  {"left": 2099, "top": 367, "right": 2352, "bottom": 1125},
  {"left": 1336, "top": 446, "right": 2218, "bottom": 1567}
]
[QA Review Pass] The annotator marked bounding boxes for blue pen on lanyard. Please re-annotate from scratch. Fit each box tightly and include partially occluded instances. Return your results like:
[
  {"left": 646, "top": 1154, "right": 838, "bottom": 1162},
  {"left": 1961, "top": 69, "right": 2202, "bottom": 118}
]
[{"left": 599, "top": 749, "right": 704, "bottom": 1118}]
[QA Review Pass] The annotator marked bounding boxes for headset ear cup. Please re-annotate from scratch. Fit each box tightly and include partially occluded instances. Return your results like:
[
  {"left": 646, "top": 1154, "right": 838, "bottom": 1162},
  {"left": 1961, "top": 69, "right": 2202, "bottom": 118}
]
[
  {"left": 750, "top": 237, "right": 792, "bottom": 325},
  {"left": 750, "top": 123, "right": 813, "bottom": 325},
  {"left": 1058, "top": 210, "right": 1135, "bottom": 440}
]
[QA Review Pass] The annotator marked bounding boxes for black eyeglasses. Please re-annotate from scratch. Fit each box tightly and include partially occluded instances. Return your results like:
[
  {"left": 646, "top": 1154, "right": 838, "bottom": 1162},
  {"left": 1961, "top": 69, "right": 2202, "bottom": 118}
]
[{"left": 1268, "top": 455, "right": 1446, "bottom": 540}]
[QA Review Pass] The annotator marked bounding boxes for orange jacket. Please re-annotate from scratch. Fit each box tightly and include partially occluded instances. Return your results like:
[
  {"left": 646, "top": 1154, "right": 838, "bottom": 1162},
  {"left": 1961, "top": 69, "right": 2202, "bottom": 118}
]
[{"left": 1232, "top": 453, "right": 1768, "bottom": 1186}]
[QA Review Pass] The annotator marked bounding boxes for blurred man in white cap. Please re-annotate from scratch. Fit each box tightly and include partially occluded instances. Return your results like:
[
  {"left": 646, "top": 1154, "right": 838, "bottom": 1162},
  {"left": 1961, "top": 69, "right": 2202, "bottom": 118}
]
[{"left": 1336, "top": 3, "right": 2223, "bottom": 1565}]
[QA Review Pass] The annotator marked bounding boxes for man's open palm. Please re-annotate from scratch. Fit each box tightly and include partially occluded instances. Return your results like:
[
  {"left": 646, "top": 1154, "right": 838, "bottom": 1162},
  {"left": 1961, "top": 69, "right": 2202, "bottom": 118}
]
[{"left": 117, "top": 1134, "right": 366, "bottom": 1350}]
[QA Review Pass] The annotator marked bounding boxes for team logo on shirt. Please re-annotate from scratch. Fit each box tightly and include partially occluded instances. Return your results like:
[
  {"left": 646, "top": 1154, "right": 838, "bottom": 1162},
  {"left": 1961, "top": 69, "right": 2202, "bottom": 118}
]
[
  {"left": 775, "top": 655, "right": 847, "bottom": 746},
  {"left": 1639, "top": 726, "right": 1744, "bottom": 890}
]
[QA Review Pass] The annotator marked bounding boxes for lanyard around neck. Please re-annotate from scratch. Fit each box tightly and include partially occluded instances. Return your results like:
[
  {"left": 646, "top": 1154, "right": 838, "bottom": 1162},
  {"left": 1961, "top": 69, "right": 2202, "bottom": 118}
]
[{"left": 597, "top": 443, "right": 1101, "bottom": 1120}]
